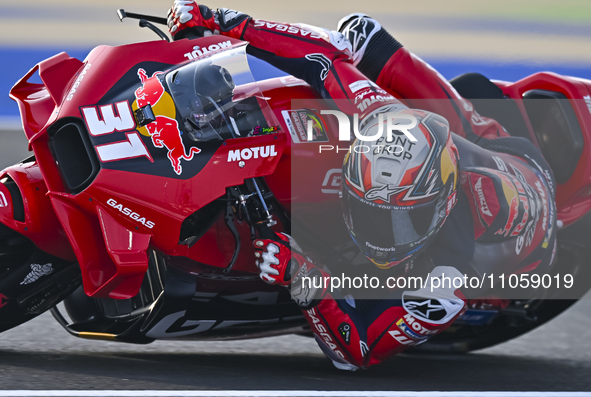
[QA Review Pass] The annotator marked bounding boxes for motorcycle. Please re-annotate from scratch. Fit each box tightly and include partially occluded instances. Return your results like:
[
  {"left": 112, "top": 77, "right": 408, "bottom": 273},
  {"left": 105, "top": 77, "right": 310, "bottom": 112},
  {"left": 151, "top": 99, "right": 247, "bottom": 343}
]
[{"left": 1, "top": 9, "right": 590, "bottom": 353}]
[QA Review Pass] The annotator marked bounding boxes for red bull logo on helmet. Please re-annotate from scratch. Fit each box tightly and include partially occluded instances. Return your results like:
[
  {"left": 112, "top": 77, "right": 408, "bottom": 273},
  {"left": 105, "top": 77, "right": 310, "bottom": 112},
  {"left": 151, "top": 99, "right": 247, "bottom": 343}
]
[{"left": 133, "top": 68, "right": 201, "bottom": 175}]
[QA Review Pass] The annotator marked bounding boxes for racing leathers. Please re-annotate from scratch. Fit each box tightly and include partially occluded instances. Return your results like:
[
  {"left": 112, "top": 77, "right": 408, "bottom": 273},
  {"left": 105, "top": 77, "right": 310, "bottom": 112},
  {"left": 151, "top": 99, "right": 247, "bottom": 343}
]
[{"left": 168, "top": 2, "right": 558, "bottom": 370}]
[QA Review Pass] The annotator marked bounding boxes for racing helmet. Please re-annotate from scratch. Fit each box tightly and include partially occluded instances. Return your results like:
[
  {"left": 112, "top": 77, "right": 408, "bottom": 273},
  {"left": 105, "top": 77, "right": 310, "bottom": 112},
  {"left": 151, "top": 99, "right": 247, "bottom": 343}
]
[
  {"left": 166, "top": 60, "right": 235, "bottom": 132},
  {"left": 342, "top": 109, "right": 459, "bottom": 269}
]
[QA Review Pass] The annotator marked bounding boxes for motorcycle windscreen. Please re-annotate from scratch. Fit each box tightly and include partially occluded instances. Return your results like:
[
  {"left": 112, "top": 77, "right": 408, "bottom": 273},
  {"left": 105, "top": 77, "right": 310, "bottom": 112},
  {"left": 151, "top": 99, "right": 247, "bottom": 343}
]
[{"left": 165, "top": 44, "right": 273, "bottom": 142}]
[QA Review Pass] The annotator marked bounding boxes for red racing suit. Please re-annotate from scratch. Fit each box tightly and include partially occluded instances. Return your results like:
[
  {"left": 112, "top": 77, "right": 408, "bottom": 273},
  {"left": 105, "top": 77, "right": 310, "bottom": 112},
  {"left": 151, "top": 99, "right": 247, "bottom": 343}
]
[{"left": 172, "top": 9, "right": 557, "bottom": 370}]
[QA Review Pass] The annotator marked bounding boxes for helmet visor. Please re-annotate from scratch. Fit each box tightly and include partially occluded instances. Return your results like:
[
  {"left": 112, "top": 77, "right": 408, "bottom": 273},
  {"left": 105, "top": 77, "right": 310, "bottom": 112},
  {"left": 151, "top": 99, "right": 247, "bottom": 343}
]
[{"left": 342, "top": 187, "right": 448, "bottom": 261}]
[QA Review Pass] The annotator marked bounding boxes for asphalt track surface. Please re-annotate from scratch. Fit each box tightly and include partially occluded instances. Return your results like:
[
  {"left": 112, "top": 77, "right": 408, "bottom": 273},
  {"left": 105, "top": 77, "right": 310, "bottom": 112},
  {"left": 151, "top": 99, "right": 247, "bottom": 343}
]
[
  {"left": 0, "top": 298, "right": 588, "bottom": 391},
  {"left": 3, "top": 0, "right": 591, "bottom": 392},
  {"left": 1, "top": 132, "right": 591, "bottom": 391}
]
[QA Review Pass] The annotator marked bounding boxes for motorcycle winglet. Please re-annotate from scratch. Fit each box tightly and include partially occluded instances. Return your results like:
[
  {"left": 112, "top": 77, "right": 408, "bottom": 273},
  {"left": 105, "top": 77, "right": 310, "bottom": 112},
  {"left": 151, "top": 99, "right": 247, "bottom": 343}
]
[{"left": 49, "top": 195, "right": 151, "bottom": 300}]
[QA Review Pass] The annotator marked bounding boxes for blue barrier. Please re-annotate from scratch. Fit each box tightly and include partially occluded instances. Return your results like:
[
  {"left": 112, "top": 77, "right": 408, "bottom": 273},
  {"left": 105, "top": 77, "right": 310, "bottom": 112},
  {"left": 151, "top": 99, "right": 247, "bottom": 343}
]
[{"left": 2, "top": 47, "right": 591, "bottom": 119}]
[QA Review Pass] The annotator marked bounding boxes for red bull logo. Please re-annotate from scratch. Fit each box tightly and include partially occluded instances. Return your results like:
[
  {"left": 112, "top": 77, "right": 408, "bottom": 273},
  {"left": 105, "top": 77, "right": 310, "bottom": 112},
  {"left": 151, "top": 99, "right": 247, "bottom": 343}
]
[
  {"left": 135, "top": 68, "right": 165, "bottom": 108},
  {"left": 150, "top": 116, "right": 200, "bottom": 175},
  {"left": 133, "top": 68, "right": 201, "bottom": 175}
]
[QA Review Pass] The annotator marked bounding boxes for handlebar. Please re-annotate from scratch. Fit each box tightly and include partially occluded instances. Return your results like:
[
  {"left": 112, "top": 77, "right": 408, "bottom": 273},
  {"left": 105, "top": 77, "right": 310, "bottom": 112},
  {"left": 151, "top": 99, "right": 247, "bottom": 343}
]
[{"left": 117, "top": 9, "right": 170, "bottom": 42}]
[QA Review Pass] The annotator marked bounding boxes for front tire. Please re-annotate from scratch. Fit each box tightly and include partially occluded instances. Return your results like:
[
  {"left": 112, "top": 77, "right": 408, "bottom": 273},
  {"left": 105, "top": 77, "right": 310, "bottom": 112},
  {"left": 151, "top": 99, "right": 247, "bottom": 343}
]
[{"left": 0, "top": 222, "right": 81, "bottom": 333}]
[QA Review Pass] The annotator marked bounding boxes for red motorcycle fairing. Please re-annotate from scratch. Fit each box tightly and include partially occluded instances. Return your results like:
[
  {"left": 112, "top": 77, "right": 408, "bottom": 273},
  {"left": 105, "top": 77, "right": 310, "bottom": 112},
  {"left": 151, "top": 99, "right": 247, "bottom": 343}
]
[
  {"left": 0, "top": 162, "right": 75, "bottom": 262},
  {"left": 494, "top": 72, "right": 591, "bottom": 227},
  {"left": 5, "top": 25, "right": 591, "bottom": 346},
  {"left": 9, "top": 37, "right": 289, "bottom": 299}
]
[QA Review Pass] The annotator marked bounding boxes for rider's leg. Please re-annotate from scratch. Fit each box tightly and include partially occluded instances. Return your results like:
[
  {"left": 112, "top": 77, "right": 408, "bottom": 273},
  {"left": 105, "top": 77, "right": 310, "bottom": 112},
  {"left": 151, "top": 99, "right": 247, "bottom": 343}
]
[
  {"left": 338, "top": 14, "right": 510, "bottom": 143},
  {"left": 301, "top": 266, "right": 468, "bottom": 370}
]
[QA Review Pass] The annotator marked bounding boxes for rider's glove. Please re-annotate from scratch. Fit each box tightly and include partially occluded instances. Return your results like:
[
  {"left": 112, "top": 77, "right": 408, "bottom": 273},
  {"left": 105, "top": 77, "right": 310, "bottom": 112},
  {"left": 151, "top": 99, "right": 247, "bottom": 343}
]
[
  {"left": 167, "top": 1, "right": 251, "bottom": 40},
  {"left": 253, "top": 232, "right": 307, "bottom": 287},
  {"left": 254, "top": 232, "right": 328, "bottom": 307}
]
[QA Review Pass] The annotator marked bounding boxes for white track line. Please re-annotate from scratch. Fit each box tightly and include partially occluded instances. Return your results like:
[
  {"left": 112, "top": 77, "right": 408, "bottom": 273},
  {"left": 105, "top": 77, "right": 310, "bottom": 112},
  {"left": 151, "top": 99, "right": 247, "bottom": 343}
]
[{"left": 0, "top": 392, "right": 589, "bottom": 397}]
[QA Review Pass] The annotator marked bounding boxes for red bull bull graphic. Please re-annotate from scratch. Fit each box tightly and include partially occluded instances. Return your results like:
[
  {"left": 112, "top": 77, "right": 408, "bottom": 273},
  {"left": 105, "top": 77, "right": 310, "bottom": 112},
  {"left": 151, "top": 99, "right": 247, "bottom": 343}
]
[
  {"left": 135, "top": 68, "right": 165, "bottom": 108},
  {"left": 133, "top": 68, "right": 201, "bottom": 175},
  {"left": 150, "top": 116, "right": 201, "bottom": 175}
]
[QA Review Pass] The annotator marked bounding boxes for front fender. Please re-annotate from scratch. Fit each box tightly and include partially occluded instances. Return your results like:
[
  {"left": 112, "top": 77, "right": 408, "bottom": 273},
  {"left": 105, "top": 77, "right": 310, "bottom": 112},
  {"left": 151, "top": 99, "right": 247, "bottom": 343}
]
[{"left": 0, "top": 160, "right": 75, "bottom": 261}]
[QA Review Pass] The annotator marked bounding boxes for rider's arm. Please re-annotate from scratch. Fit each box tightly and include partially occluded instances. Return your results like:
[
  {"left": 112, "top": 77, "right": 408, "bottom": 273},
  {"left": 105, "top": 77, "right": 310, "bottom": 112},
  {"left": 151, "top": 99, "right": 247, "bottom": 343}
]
[
  {"left": 167, "top": 2, "right": 407, "bottom": 117},
  {"left": 253, "top": 233, "right": 467, "bottom": 370}
]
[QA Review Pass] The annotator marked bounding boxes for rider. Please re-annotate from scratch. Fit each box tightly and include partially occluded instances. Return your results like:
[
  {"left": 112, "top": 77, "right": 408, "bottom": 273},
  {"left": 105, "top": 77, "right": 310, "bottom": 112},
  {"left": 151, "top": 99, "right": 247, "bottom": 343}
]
[{"left": 167, "top": 2, "right": 558, "bottom": 370}]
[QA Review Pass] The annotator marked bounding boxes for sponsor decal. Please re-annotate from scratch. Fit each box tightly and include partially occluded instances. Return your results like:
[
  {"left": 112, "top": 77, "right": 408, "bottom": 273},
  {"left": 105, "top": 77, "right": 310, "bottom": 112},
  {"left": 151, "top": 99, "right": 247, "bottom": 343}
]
[
  {"left": 470, "top": 175, "right": 498, "bottom": 227},
  {"left": 307, "top": 307, "right": 346, "bottom": 359},
  {"left": 0, "top": 191, "right": 7, "bottom": 208},
  {"left": 396, "top": 318, "right": 427, "bottom": 341},
  {"left": 133, "top": 68, "right": 201, "bottom": 175},
  {"left": 402, "top": 297, "right": 464, "bottom": 325},
  {"left": 338, "top": 322, "right": 351, "bottom": 345},
  {"left": 135, "top": 68, "right": 165, "bottom": 108},
  {"left": 345, "top": 16, "right": 371, "bottom": 53},
  {"left": 66, "top": 62, "right": 91, "bottom": 101},
  {"left": 524, "top": 153, "right": 554, "bottom": 195},
  {"left": 305, "top": 53, "right": 332, "bottom": 81},
  {"left": 107, "top": 198, "right": 155, "bottom": 229},
  {"left": 388, "top": 329, "right": 418, "bottom": 346},
  {"left": 349, "top": 80, "right": 380, "bottom": 94},
  {"left": 492, "top": 156, "right": 508, "bottom": 172},
  {"left": 535, "top": 179, "right": 553, "bottom": 249},
  {"left": 227, "top": 145, "right": 278, "bottom": 162},
  {"left": 0, "top": 293, "right": 8, "bottom": 309},
  {"left": 475, "top": 178, "right": 492, "bottom": 217},
  {"left": 253, "top": 21, "right": 323, "bottom": 39},
  {"left": 370, "top": 135, "right": 416, "bottom": 160},
  {"left": 145, "top": 310, "right": 250, "bottom": 338},
  {"left": 253, "top": 126, "right": 279, "bottom": 135},
  {"left": 491, "top": 165, "right": 543, "bottom": 256},
  {"left": 183, "top": 40, "right": 233, "bottom": 60},
  {"left": 494, "top": 173, "right": 520, "bottom": 237},
  {"left": 20, "top": 263, "right": 54, "bottom": 285},
  {"left": 359, "top": 340, "right": 369, "bottom": 357},
  {"left": 279, "top": 76, "right": 307, "bottom": 87},
  {"left": 403, "top": 298, "right": 446, "bottom": 321},
  {"left": 446, "top": 190, "right": 457, "bottom": 216},
  {"left": 321, "top": 168, "right": 342, "bottom": 195},
  {"left": 401, "top": 313, "right": 437, "bottom": 338},
  {"left": 281, "top": 109, "right": 329, "bottom": 143},
  {"left": 148, "top": 115, "right": 201, "bottom": 174},
  {"left": 365, "top": 185, "right": 411, "bottom": 202},
  {"left": 356, "top": 94, "right": 397, "bottom": 112}
]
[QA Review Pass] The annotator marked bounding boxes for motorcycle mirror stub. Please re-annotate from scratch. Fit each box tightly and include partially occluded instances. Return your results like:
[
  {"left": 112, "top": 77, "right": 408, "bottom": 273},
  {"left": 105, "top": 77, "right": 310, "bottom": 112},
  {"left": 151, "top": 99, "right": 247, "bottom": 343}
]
[
  {"left": 135, "top": 105, "right": 157, "bottom": 127},
  {"left": 116, "top": 9, "right": 168, "bottom": 26},
  {"left": 116, "top": 9, "right": 127, "bottom": 22}
]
